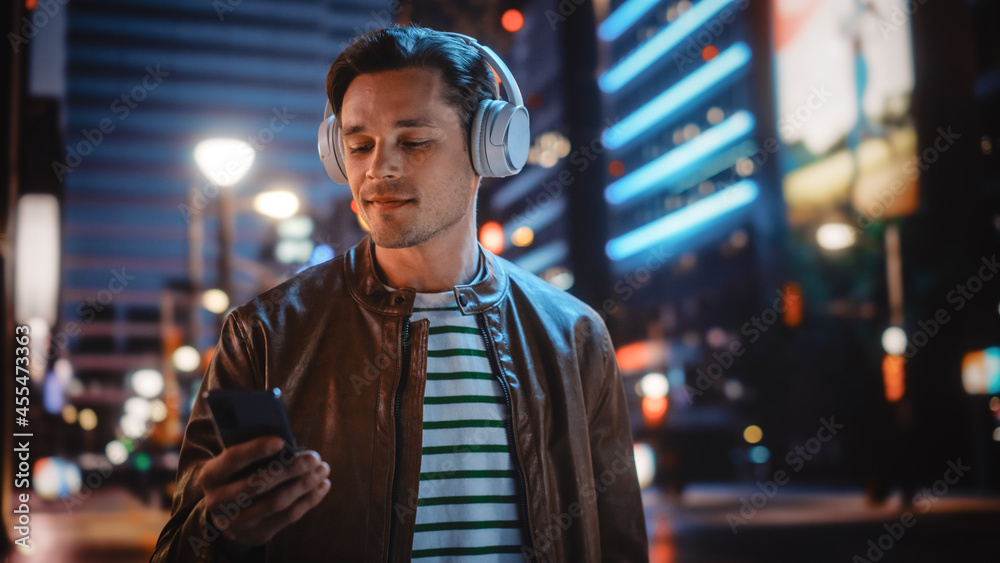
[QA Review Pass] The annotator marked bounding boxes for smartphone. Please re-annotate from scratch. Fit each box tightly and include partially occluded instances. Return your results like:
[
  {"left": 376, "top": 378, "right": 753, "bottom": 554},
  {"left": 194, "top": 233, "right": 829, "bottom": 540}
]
[{"left": 205, "top": 388, "right": 298, "bottom": 453}]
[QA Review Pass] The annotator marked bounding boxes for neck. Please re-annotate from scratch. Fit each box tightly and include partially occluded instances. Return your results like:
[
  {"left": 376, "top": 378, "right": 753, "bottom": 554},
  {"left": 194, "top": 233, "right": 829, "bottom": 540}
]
[{"left": 373, "top": 221, "right": 480, "bottom": 293}]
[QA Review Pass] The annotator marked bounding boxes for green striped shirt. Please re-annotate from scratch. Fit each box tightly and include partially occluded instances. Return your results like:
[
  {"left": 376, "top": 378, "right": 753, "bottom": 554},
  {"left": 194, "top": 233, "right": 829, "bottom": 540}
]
[{"left": 409, "top": 291, "right": 524, "bottom": 561}]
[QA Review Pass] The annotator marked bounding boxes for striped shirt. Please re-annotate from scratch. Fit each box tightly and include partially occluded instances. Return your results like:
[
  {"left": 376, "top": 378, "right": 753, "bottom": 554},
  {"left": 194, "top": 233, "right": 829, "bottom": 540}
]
[{"left": 408, "top": 290, "right": 524, "bottom": 561}]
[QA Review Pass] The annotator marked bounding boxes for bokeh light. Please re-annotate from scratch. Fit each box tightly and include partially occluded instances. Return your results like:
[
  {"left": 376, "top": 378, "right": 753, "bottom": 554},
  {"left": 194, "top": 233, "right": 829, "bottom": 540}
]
[
  {"left": 150, "top": 399, "right": 168, "bottom": 422},
  {"left": 501, "top": 9, "right": 524, "bottom": 33},
  {"left": 106, "top": 440, "right": 129, "bottom": 465},
  {"left": 78, "top": 408, "right": 98, "bottom": 431},
  {"left": 61, "top": 404, "right": 78, "bottom": 425},
  {"left": 172, "top": 345, "right": 201, "bottom": 372},
  {"left": 130, "top": 369, "right": 164, "bottom": 398},
  {"left": 882, "top": 327, "right": 907, "bottom": 355},
  {"left": 816, "top": 223, "right": 857, "bottom": 250},
  {"left": 33, "top": 457, "right": 82, "bottom": 500},
  {"left": 511, "top": 226, "right": 534, "bottom": 247},
  {"left": 193, "top": 138, "right": 255, "bottom": 187},
  {"left": 743, "top": 425, "right": 763, "bottom": 444},
  {"left": 633, "top": 443, "right": 656, "bottom": 488},
  {"left": 749, "top": 445, "right": 770, "bottom": 464},
  {"left": 202, "top": 288, "right": 230, "bottom": 314},
  {"left": 640, "top": 372, "right": 669, "bottom": 398},
  {"left": 253, "top": 190, "right": 299, "bottom": 219},
  {"left": 479, "top": 221, "right": 504, "bottom": 254}
]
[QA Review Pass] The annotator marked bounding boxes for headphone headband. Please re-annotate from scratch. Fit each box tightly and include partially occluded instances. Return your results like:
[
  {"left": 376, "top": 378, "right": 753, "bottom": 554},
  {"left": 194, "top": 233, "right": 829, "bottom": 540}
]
[{"left": 441, "top": 32, "right": 524, "bottom": 108}]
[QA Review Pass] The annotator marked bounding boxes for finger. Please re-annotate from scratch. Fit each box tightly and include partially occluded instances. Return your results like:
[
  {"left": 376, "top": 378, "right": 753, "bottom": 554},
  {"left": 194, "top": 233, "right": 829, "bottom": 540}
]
[
  {"left": 205, "top": 451, "right": 320, "bottom": 524},
  {"left": 247, "top": 451, "right": 323, "bottom": 498},
  {"left": 252, "top": 477, "right": 331, "bottom": 543},
  {"left": 201, "top": 436, "right": 285, "bottom": 489},
  {"left": 236, "top": 460, "right": 329, "bottom": 529}
]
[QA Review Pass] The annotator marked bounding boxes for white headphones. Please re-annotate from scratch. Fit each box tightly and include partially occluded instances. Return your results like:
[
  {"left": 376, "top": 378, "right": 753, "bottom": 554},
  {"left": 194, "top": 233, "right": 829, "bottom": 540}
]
[{"left": 317, "top": 32, "right": 530, "bottom": 185}]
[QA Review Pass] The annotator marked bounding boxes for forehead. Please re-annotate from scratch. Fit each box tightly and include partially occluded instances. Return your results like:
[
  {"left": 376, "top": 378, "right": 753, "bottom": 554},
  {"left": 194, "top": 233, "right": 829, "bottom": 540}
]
[{"left": 340, "top": 67, "right": 458, "bottom": 129}]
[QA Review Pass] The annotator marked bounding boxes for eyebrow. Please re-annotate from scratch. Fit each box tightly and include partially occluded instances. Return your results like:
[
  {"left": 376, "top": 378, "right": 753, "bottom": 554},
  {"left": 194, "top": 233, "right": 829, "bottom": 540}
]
[{"left": 342, "top": 118, "right": 438, "bottom": 137}]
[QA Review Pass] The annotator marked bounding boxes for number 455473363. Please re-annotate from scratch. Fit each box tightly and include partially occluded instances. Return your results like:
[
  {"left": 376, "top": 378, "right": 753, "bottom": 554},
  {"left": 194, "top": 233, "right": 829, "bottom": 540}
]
[{"left": 15, "top": 325, "right": 30, "bottom": 425}]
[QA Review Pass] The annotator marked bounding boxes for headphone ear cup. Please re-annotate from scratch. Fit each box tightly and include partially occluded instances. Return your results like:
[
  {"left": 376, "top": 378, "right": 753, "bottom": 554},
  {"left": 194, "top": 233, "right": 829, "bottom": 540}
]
[
  {"left": 469, "top": 100, "right": 489, "bottom": 177},
  {"left": 473, "top": 99, "right": 530, "bottom": 178},
  {"left": 318, "top": 102, "right": 349, "bottom": 185}
]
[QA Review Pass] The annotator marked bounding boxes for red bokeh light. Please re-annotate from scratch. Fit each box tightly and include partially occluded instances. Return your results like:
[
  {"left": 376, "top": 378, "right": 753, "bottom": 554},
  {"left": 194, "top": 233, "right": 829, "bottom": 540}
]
[
  {"left": 479, "top": 221, "right": 504, "bottom": 254},
  {"left": 502, "top": 9, "right": 524, "bottom": 33}
]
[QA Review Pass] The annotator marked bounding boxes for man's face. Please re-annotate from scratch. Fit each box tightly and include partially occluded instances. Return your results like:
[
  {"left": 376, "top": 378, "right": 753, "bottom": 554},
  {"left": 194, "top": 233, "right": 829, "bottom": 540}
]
[{"left": 339, "top": 67, "right": 478, "bottom": 249}]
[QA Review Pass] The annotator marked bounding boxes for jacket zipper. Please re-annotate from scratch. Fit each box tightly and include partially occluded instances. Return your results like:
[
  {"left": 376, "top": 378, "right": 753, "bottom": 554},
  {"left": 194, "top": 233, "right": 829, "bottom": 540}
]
[
  {"left": 387, "top": 315, "right": 411, "bottom": 561},
  {"left": 476, "top": 314, "right": 534, "bottom": 556}
]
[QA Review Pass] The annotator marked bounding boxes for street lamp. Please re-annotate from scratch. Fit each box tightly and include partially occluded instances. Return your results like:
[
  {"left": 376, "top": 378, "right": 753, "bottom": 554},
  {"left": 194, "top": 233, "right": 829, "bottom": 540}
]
[
  {"left": 193, "top": 138, "right": 256, "bottom": 299},
  {"left": 189, "top": 138, "right": 256, "bottom": 345}
]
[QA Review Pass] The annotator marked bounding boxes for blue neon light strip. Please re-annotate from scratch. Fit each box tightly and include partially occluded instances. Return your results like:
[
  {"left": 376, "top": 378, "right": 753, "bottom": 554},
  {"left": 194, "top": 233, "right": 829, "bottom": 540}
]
[
  {"left": 605, "top": 180, "right": 758, "bottom": 260},
  {"left": 599, "top": 0, "right": 738, "bottom": 93},
  {"left": 604, "top": 110, "right": 755, "bottom": 205},
  {"left": 598, "top": 0, "right": 660, "bottom": 43},
  {"left": 603, "top": 42, "right": 751, "bottom": 150}
]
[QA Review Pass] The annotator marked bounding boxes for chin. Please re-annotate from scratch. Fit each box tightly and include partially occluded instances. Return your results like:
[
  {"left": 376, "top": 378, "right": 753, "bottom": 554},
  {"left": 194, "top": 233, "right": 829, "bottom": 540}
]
[{"left": 370, "top": 228, "right": 431, "bottom": 250}]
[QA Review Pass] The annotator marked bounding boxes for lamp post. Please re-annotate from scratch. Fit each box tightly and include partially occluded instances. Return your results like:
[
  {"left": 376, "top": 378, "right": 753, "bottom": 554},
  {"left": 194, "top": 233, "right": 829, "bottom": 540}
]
[{"left": 191, "top": 138, "right": 256, "bottom": 339}]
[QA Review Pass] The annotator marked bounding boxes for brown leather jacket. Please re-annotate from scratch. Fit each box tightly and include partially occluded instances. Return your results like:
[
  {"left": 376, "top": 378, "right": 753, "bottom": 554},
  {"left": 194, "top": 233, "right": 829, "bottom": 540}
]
[{"left": 151, "top": 236, "right": 648, "bottom": 562}]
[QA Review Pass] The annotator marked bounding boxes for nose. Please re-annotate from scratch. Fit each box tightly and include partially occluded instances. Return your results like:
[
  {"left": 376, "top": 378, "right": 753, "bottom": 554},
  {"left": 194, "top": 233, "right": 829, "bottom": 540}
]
[{"left": 366, "top": 141, "right": 402, "bottom": 181}]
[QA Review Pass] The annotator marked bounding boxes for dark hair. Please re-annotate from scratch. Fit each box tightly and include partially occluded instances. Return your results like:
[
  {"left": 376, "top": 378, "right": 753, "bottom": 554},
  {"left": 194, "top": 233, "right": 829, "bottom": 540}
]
[{"left": 326, "top": 26, "right": 499, "bottom": 143}]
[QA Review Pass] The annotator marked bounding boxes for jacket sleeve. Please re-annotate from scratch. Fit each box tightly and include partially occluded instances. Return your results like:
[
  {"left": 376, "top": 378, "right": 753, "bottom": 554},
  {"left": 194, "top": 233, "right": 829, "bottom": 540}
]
[
  {"left": 587, "top": 323, "right": 649, "bottom": 562},
  {"left": 150, "top": 311, "right": 265, "bottom": 563}
]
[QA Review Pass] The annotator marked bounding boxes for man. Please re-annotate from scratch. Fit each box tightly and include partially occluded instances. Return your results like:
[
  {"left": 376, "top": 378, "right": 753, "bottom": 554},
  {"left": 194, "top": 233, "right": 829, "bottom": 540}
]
[{"left": 152, "top": 26, "right": 647, "bottom": 562}]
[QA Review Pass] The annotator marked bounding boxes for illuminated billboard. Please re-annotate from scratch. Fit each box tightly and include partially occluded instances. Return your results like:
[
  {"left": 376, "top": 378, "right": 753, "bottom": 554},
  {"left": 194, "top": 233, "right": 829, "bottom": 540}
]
[{"left": 772, "top": 0, "right": 918, "bottom": 225}]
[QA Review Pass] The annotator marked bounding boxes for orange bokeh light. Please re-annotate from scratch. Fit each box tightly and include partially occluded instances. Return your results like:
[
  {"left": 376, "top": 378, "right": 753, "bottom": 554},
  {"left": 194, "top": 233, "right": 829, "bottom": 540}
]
[
  {"left": 883, "top": 354, "right": 905, "bottom": 402},
  {"left": 479, "top": 221, "right": 504, "bottom": 254},
  {"left": 642, "top": 396, "right": 668, "bottom": 427},
  {"left": 616, "top": 340, "right": 669, "bottom": 372},
  {"left": 782, "top": 282, "right": 802, "bottom": 327},
  {"left": 609, "top": 160, "right": 625, "bottom": 177},
  {"left": 502, "top": 9, "right": 524, "bottom": 33},
  {"left": 702, "top": 45, "right": 719, "bottom": 61}
]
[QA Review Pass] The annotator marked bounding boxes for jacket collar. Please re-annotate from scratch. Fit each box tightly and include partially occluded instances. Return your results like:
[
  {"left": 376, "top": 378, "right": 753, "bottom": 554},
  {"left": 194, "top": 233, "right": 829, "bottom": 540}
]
[{"left": 344, "top": 235, "right": 509, "bottom": 316}]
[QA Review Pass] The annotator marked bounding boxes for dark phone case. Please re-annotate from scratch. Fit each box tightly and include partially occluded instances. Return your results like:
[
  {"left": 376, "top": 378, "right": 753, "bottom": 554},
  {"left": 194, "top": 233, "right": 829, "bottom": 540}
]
[{"left": 205, "top": 388, "right": 299, "bottom": 479}]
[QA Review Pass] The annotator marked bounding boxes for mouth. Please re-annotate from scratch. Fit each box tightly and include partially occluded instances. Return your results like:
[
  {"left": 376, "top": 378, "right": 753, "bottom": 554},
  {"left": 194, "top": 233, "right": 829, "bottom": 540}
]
[{"left": 365, "top": 196, "right": 414, "bottom": 212}]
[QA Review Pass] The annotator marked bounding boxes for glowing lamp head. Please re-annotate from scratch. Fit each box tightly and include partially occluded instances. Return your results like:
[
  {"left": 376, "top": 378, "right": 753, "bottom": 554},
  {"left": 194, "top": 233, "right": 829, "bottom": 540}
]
[{"left": 194, "top": 138, "right": 255, "bottom": 187}]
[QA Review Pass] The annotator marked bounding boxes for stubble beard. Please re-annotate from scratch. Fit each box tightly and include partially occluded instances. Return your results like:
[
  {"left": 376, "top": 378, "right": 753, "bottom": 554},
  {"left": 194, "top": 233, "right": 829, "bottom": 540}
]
[{"left": 365, "top": 186, "right": 474, "bottom": 250}]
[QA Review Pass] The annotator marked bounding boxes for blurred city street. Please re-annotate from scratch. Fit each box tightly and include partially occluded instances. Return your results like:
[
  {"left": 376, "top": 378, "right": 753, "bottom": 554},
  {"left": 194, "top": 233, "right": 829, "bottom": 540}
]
[{"left": 7, "top": 485, "right": 1000, "bottom": 562}]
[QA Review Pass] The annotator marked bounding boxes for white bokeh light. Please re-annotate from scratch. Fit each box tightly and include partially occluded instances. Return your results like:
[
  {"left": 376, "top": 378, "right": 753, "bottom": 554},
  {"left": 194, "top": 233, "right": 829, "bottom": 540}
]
[
  {"left": 120, "top": 414, "right": 149, "bottom": 439},
  {"left": 202, "top": 289, "right": 230, "bottom": 314},
  {"left": 882, "top": 327, "right": 907, "bottom": 355},
  {"left": 640, "top": 372, "right": 669, "bottom": 399},
  {"left": 130, "top": 369, "right": 164, "bottom": 398},
  {"left": 172, "top": 345, "right": 201, "bottom": 372},
  {"left": 124, "top": 397, "right": 152, "bottom": 421},
  {"left": 105, "top": 440, "right": 129, "bottom": 465},
  {"left": 150, "top": 399, "right": 168, "bottom": 422},
  {"left": 633, "top": 443, "right": 656, "bottom": 488},
  {"left": 254, "top": 190, "right": 300, "bottom": 219},
  {"left": 817, "top": 223, "right": 857, "bottom": 250}
]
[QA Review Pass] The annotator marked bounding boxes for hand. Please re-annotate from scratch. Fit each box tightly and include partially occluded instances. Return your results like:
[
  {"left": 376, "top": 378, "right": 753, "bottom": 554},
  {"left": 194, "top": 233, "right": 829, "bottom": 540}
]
[{"left": 198, "top": 436, "right": 331, "bottom": 553}]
